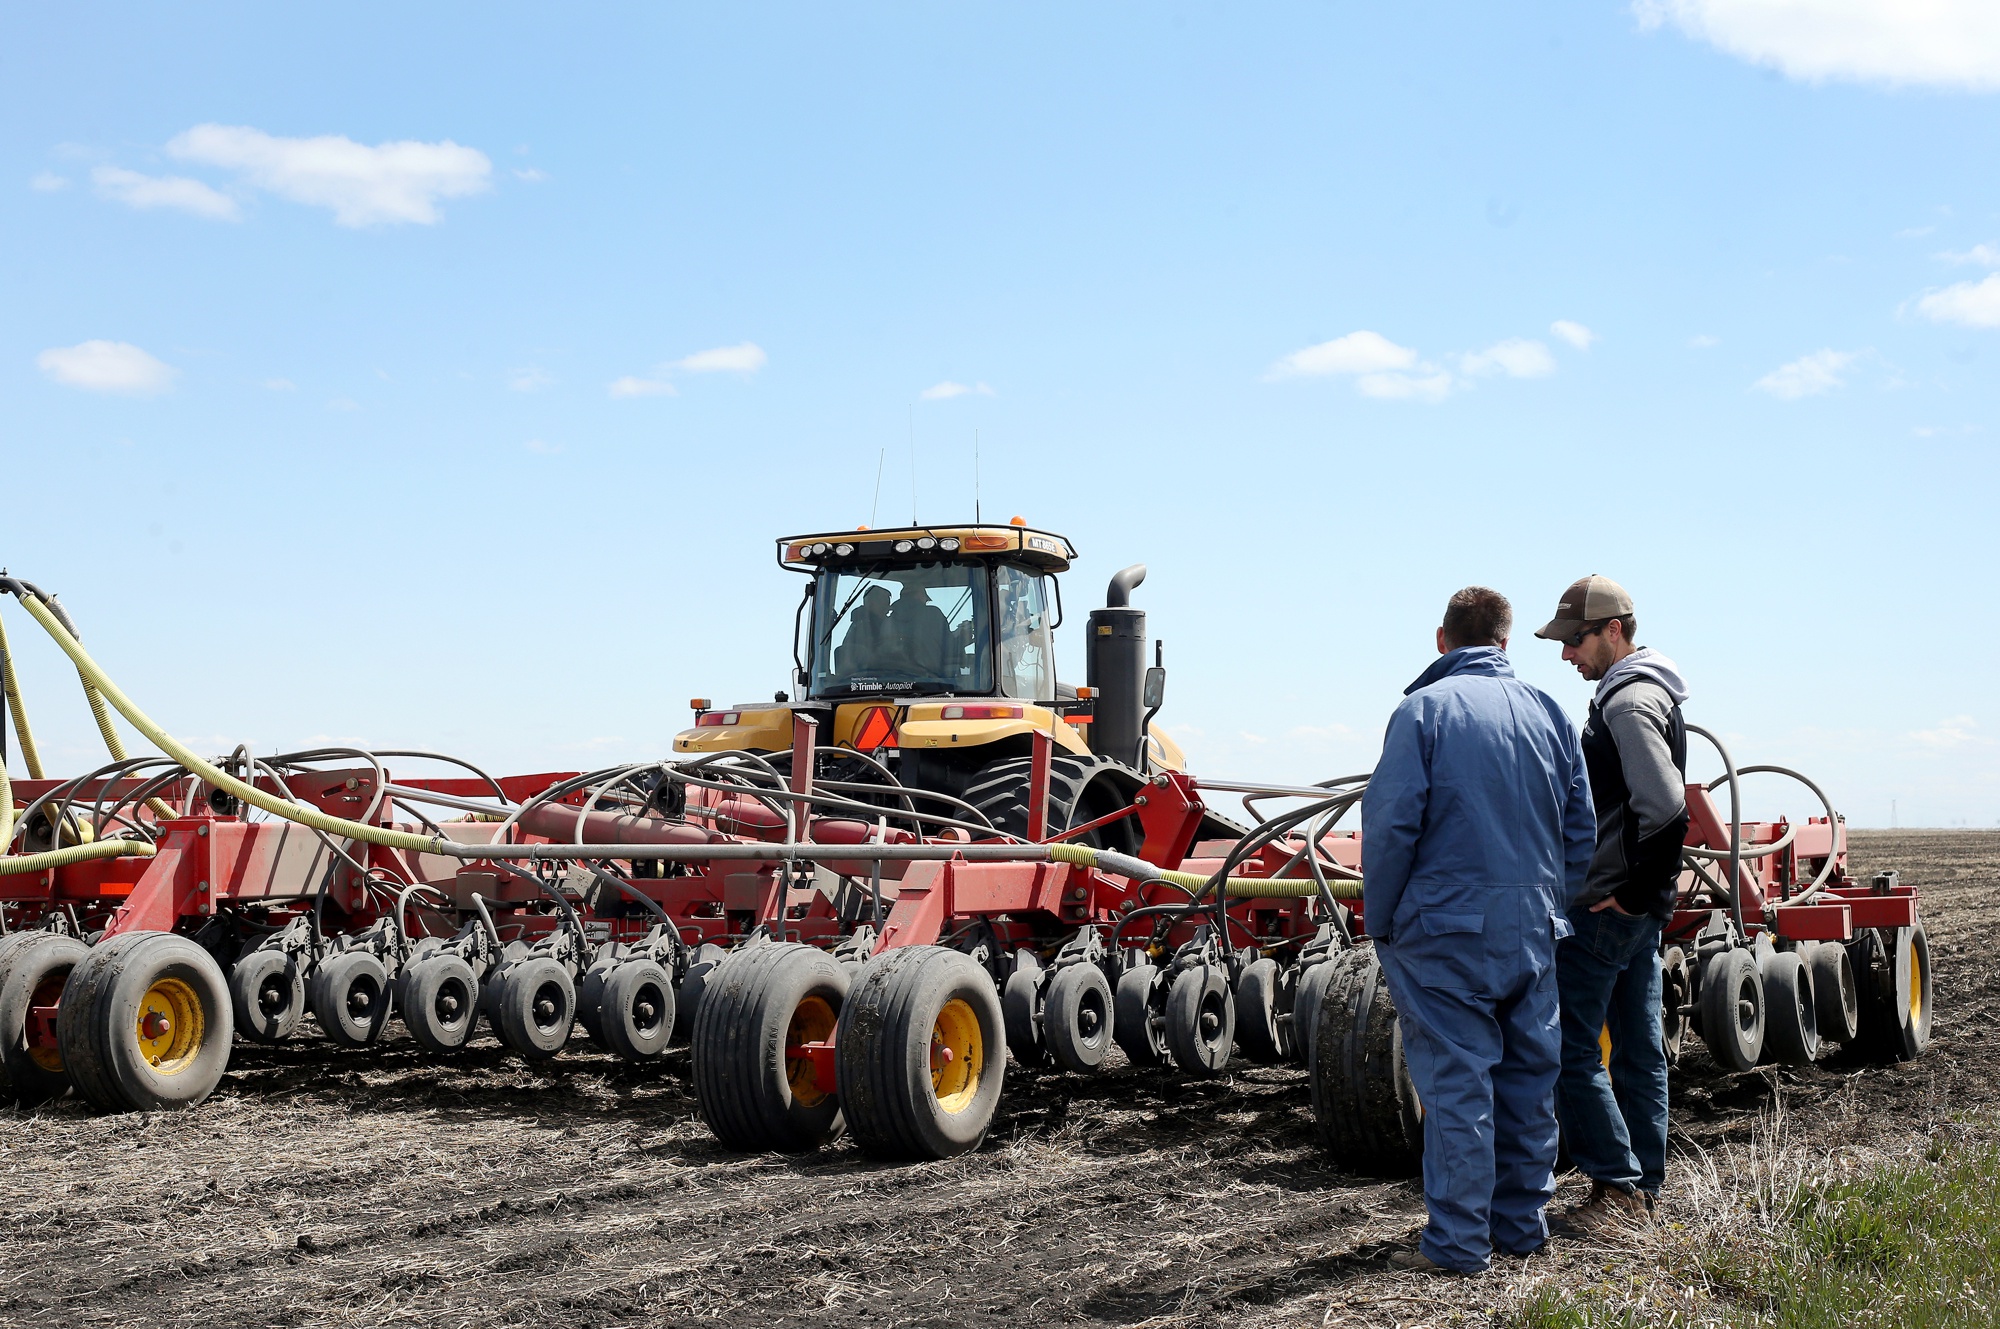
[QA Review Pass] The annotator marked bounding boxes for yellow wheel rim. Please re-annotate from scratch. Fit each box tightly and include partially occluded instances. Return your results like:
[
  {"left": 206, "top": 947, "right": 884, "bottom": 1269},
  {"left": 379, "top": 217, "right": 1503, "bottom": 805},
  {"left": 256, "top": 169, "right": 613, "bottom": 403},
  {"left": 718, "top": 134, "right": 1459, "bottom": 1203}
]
[
  {"left": 784, "top": 996, "right": 837, "bottom": 1108},
  {"left": 1909, "top": 947, "right": 1924, "bottom": 1026},
  {"left": 135, "top": 977, "right": 204, "bottom": 1075},
  {"left": 1598, "top": 1024, "right": 1613, "bottom": 1069},
  {"left": 930, "top": 998, "right": 984, "bottom": 1114},
  {"left": 26, "top": 971, "right": 68, "bottom": 1073}
]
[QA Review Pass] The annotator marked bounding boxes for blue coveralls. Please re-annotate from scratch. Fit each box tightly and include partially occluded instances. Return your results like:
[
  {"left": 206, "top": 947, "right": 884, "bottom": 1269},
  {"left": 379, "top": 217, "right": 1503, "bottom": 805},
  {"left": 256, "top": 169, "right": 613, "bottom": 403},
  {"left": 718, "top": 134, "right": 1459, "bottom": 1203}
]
[{"left": 1361, "top": 646, "right": 1595, "bottom": 1272}]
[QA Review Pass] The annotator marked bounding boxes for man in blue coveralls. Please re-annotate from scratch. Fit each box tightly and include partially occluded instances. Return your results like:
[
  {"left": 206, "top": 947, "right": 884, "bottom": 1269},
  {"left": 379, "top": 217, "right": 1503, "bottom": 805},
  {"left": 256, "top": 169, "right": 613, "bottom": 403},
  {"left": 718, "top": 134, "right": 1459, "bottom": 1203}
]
[{"left": 1362, "top": 587, "right": 1596, "bottom": 1274}]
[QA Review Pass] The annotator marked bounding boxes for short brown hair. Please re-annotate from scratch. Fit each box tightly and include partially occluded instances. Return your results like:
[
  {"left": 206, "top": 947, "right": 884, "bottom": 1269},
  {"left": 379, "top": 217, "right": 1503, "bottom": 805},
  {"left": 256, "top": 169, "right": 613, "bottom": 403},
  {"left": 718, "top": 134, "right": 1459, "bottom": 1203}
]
[{"left": 1442, "top": 586, "right": 1512, "bottom": 650}]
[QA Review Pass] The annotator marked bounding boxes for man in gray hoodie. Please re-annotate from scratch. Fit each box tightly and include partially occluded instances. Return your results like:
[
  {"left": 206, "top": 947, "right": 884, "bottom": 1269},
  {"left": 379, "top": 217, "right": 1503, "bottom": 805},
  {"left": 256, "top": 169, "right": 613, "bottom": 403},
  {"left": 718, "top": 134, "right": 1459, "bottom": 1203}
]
[{"left": 1533, "top": 575, "right": 1690, "bottom": 1236}]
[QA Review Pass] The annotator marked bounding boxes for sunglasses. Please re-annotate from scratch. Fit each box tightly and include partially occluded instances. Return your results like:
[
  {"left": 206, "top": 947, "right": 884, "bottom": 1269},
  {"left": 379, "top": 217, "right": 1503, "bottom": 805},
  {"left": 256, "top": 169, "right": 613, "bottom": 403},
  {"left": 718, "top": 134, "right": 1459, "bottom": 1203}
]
[{"left": 1562, "top": 622, "right": 1607, "bottom": 649}]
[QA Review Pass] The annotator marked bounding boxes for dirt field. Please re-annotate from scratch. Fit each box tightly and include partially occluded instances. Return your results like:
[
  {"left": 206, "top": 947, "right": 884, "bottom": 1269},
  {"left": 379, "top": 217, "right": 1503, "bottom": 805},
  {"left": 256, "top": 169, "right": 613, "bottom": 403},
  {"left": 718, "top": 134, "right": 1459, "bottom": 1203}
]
[{"left": 1, "top": 829, "right": 1992, "bottom": 1329}]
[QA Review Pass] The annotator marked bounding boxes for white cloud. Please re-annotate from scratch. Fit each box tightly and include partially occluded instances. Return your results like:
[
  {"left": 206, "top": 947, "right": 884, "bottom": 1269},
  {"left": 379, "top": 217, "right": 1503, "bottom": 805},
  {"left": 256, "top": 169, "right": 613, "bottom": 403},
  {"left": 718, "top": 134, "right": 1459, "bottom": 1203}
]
[
  {"left": 1689, "top": 333, "right": 1721, "bottom": 348},
  {"left": 1753, "top": 348, "right": 1856, "bottom": 399},
  {"left": 1462, "top": 337, "right": 1557, "bottom": 378},
  {"left": 523, "top": 438, "right": 564, "bottom": 455},
  {"left": 1938, "top": 243, "right": 2000, "bottom": 266},
  {"left": 325, "top": 397, "right": 360, "bottom": 412},
  {"left": 508, "top": 366, "right": 554, "bottom": 392},
  {"left": 264, "top": 378, "right": 295, "bottom": 391},
  {"left": 1356, "top": 370, "right": 1456, "bottom": 402},
  {"left": 35, "top": 340, "right": 176, "bottom": 395},
  {"left": 1266, "top": 330, "right": 1417, "bottom": 379},
  {"left": 919, "top": 380, "right": 995, "bottom": 400},
  {"left": 513, "top": 167, "right": 548, "bottom": 183},
  {"left": 91, "top": 165, "right": 239, "bottom": 220},
  {"left": 1897, "top": 225, "right": 1936, "bottom": 239},
  {"left": 1550, "top": 320, "right": 1596, "bottom": 350},
  {"left": 1915, "top": 274, "right": 2000, "bottom": 327},
  {"left": 1634, "top": 0, "right": 2000, "bottom": 89},
  {"left": 1910, "top": 716, "right": 1981, "bottom": 749},
  {"left": 166, "top": 124, "right": 491, "bottom": 227},
  {"left": 674, "top": 342, "right": 766, "bottom": 374},
  {"left": 30, "top": 171, "right": 69, "bottom": 192},
  {"left": 608, "top": 375, "right": 676, "bottom": 398}
]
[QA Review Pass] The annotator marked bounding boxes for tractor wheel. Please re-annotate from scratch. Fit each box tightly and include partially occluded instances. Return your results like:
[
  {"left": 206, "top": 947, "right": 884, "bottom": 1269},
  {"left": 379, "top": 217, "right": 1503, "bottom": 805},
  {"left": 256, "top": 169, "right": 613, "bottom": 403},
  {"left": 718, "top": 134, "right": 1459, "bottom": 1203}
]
[
  {"left": 1698, "top": 948, "right": 1764, "bottom": 1073},
  {"left": 1291, "top": 955, "right": 1342, "bottom": 1070},
  {"left": 1043, "top": 963, "right": 1114, "bottom": 1073},
  {"left": 56, "top": 931, "right": 234, "bottom": 1112},
  {"left": 1310, "top": 948, "right": 1421, "bottom": 1174},
  {"left": 1165, "top": 963, "right": 1235, "bottom": 1077},
  {"left": 1002, "top": 964, "right": 1046, "bottom": 1068},
  {"left": 401, "top": 954, "right": 481, "bottom": 1053},
  {"left": 1233, "top": 956, "right": 1289, "bottom": 1063},
  {"left": 1857, "top": 923, "right": 1931, "bottom": 1063},
  {"left": 692, "top": 943, "right": 849, "bottom": 1152},
  {"left": 835, "top": 945, "right": 1004, "bottom": 1161},
  {"left": 1112, "top": 962, "right": 1167, "bottom": 1066},
  {"left": 1760, "top": 949, "right": 1820, "bottom": 1066},
  {"left": 597, "top": 960, "right": 675, "bottom": 1062},
  {"left": 1808, "top": 941, "right": 1861, "bottom": 1044},
  {"left": 963, "top": 754, "right": 1145, "bottom": 854},
  {"left": 673, "top": 942, "right": 729, "bottom": 1044},
  {"left": 0, "top": 932, "right": 90, "bottom": 1105},
  {"left": 308, "top": 951, "right": 393, "bottom": 1048},
  {"left": 230, "top": 947, "right": 304, "bottom": 1045},
  {"left": 493, "top": 957, "right": 576, "bottom": 1059}
]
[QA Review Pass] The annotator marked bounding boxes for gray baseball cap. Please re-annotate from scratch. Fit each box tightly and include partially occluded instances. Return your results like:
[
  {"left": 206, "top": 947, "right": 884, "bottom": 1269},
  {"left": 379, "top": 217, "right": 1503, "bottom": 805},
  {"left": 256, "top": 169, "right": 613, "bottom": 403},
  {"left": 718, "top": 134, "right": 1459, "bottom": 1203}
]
[{"left": 1533, "top": 575, "right": 1634, "bottom": 641}]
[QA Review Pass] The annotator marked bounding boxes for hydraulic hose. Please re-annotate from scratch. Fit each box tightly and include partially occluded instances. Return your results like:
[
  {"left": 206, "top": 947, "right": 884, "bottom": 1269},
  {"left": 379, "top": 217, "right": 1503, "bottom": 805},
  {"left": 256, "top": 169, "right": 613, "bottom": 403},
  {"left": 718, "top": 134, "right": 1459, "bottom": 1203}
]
[
  {"left": 0, "top": 764, "right": 157, "bottom": 875},
  {"left": 0, "top": 607, "right": 45, "bottom": 779},
  {"left": 42, "top": 597, "right": 178, "bottom": 823}
]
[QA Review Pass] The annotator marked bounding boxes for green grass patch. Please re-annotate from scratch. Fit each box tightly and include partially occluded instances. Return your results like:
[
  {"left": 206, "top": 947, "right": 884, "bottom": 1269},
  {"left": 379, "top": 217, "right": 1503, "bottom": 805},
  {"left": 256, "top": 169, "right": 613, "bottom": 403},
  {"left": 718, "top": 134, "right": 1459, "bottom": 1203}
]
[{"left": 1512, "top": 1133, "right": 2000, "bottom": 1328}]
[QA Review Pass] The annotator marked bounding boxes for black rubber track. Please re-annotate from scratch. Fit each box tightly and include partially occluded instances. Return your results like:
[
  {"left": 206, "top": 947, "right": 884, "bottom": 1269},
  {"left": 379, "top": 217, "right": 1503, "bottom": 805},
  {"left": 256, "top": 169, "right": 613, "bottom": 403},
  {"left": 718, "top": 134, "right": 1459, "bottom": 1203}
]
[
  {"left": 691, "top": 942, "right": 849, "bottom": 1152},
  {"left": 836, "top": 945, "right": 1005, "bottom": 1161},
  {"left": 1310, "top": 947, "right": 1421, "bottom": 1175}
]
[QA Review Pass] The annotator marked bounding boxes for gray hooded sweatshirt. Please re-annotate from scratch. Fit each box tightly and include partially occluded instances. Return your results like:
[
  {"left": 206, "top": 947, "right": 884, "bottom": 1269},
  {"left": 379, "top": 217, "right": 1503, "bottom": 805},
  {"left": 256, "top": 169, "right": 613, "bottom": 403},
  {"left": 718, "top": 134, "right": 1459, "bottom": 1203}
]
[{"left": 1579, "top": 647, "right": 1693, "bottom": 917}]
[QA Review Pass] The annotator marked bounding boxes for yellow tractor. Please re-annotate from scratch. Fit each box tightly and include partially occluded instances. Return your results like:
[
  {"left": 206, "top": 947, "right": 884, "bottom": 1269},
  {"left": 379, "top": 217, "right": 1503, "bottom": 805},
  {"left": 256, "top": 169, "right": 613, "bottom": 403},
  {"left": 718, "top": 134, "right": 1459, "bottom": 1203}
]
[{"left": 672, "top": 519, "right": 1206, "bottom": 852}]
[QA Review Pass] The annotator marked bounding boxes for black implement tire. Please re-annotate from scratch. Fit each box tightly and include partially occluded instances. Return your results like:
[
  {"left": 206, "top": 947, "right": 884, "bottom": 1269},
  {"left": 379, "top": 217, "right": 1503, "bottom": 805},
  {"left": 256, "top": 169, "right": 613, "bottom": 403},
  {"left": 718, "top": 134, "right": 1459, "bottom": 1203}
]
[
  {"left": 493, "top": 957, "right": 576, "bottom": 1059},
  {"left": 308, "top": 951, "right": 392, "bottom": 1048},
  {"left": 692, "top": 943, "right": 849, "bottom": 1152},
  {"left": 1857, "top": 923, "right": 1932, "bottom": 1063},
  {"left": 1165, "top": 963, "right": 1235, "bottom": 1077},
  {"left": 1043, "top": 962, "right": 1114, "bottom": 1073},
  {"left": 673, "top": 942, "right": 728, "bottom": 1044},
  {"left": 230, "top": 947, "right": 304, "bottom": 1045},
  {"left": 1002, "top": 964, "right": 1046, "bottom": 1068},
  {"left": 1112, "top": 962, "right": 1166, "bottom": 1066},
  {"left": 56, "top": 931, "right": 233, "bottom": 1112},
  {"left": 1699, "top": 947, "right": 1764, "bottom": 1073},
  {"left": 1234, "top": 956, "right": 1288, "bottom": 1063},
  {"left": 1660, "top": 946, "right": 1692, "bottom": 1066},
  {"left": 0, "top": 932, "right": 90, "bottom": 1105},
  {"left": 598, "top": 960, "right": 675, "bottom": 1062},
  {"left": 1808, "top": 941, "right": 1861, "bottom": 1044},
  {"left": 577, "top": 952, "right": 616, "bottom": 1045},
  {"left": 402, "top": 954, "right": 481, "bottom": 1053},
  {"left": 1292, "top": 956, "right": 1342, "bottom": 1070},
  {"left": 836, "top": 945, "right": 1005, "bottom": 1161},
  {"left": 1310, "top": 948, "right": 1421, "bottom": 1174},
  {"left": 963, "top": 754, "right": 1145, "bottom": 855},
  {"left": 1760, "top": 949, "right": 1819, "bottom": 1066}
]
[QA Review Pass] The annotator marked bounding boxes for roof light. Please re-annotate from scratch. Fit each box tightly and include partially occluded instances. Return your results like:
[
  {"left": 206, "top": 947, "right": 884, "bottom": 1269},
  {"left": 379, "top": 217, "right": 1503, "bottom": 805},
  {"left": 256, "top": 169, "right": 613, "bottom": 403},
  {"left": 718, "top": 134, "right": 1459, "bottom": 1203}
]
[
  {"left": 1075, "top": 686, "right": 1096, "bottom": 700},
  {"left": 834, "top": 542, "right": 854, "bottom": 555},
  {"left": 940, "top": 705, "right": 1025, "bottom": 720},
  {"left": 810, "top": 542, "right": 830, "bottom": 556},
  {"left": 962, "top": 534, "right": 1011, "bottom": 550},
  {"left": 916, "top": 536, "right": 937, "bottom": 550},
  {"left": 695, "top": 711, "right": 741, "bottom": 727},
  {"left": 1009, "top": 515, "right": 1026, "bottom": 527},
  {"left": 690, "top": 698, "right": 712, "bottom": 711},
  {"left": 938, "top": 537, "right": 960, "bottom": 551},
  {"left": 894, "top": 539, "right": 915, "bottom": 553}
]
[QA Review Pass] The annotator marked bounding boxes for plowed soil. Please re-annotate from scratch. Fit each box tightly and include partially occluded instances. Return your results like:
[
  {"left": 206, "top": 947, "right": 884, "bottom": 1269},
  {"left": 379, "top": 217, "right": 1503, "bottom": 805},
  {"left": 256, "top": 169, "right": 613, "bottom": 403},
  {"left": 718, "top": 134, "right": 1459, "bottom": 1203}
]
[{"left": 1, "top": 830, "right": 1993, "bottom": 1329}]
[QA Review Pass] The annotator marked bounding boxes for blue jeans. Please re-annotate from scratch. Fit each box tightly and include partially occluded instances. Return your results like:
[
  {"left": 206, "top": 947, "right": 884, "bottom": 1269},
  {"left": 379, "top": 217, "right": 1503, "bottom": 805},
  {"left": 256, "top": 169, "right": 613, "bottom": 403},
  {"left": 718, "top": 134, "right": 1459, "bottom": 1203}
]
[{"left": 1555, "top": 904, "right": 1669, "bottom": 1196}]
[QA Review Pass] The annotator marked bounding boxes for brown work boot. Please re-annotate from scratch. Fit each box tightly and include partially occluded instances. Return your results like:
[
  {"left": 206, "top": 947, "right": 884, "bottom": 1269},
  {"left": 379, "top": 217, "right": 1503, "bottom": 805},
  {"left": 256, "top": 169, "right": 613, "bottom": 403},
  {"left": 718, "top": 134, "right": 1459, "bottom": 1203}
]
[
  {"left": 1550, "top": 1181, "right": 1652, "bottom": 1237},
  {"left": 1388, "top": 1249, "right": 1471, "bottom": 1276}
]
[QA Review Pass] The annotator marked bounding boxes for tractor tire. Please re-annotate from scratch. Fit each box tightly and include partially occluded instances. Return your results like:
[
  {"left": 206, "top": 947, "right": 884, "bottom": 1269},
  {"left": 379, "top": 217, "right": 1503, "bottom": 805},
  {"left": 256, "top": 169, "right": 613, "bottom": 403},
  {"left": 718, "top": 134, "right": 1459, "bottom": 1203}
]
[
  {"left": 308, "top": 950, "right": 393, "bottom": 1048},
  {"left": 963, "top": 754, "right": 1145, "bottom": 854},
  {"left": 1808, "top": 940, "right": 1861, "bottom": 1044},
  {"left": 1112, "top": 962, "right": 1167, "bottom": 1066},
  {"left": 1759, "top": 949, "right": 1819, "bottom": 1066},
  {"left": 1043, "top": 962, "right": 1115, "bottom": 1073},
  {"left": 597, "top": 960, "right": 675, "bottom": 1062},
  {"left": 0, "top": 932, "right": 90, "bottom": 1105},
  {"left": 1165, "top": 963, "right": 1235, "bottom": 1077},
  {"left": 835, "top": 945, "right": 1004, "bottom": 1161},
  {"left": 230, "top": 946, "right": 304, "bottom": 1045},
  {"left": 1310, "top": 948, "right": 1421, "bottom": 1175},
  {"left": 673, "top": 942, "right": 729, "bottom": 1044},
  {"left": 1856, "top": 922, "right": 1931, "bottom": 1063},
  {"left": 493, "top": 957, "right": 576, "bottom": 1059},
  {"left": 401, "top": 954, "right": 481, "bottom": 1053},
  {"left": 1659, "top": 946, "right": 1692, "bottom": 1066},
  {"left": 692, "top": 942, "right": 849, "bottom": 1152},
  {"left": 1291, "top": 955, "right": 1343, "bottom": 1070},
  {"left": 1699, "top": 947, "right": 1764, "bottom": 1073},
  {"left": 56, "top": 931, "right": 234, "bottom": 1112},
  {"left": 1233, "top": 956, "right": 1289, "bottom": 1063}
]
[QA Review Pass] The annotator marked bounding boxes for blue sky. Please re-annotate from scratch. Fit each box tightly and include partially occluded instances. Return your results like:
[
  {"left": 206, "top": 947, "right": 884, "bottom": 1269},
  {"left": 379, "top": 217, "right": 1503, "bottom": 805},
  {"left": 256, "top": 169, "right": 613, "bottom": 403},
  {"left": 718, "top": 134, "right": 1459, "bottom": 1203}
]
[{"left": 4, "top": 3, "right": 1997, "bottom": 827}]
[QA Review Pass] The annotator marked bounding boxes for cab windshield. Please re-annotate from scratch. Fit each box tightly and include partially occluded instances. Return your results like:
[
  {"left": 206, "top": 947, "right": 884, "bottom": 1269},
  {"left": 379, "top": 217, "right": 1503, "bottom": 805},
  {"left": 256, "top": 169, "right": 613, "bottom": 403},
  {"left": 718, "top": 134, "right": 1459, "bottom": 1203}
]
[{"left": 810, "top": 562, "right": 992, "bottom": 698}]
